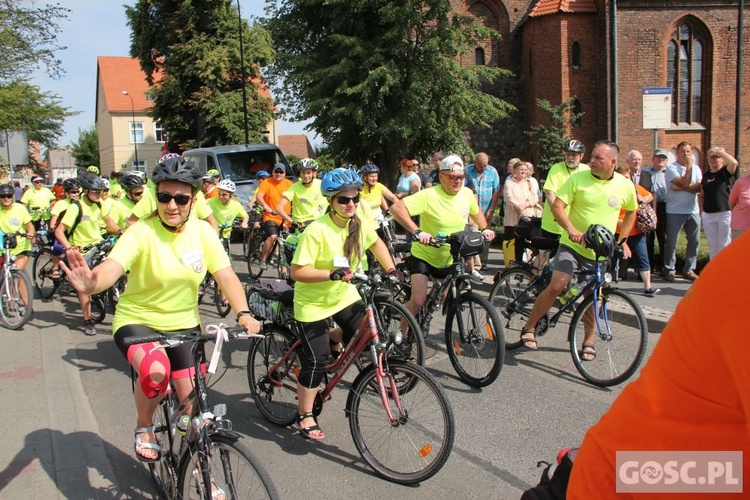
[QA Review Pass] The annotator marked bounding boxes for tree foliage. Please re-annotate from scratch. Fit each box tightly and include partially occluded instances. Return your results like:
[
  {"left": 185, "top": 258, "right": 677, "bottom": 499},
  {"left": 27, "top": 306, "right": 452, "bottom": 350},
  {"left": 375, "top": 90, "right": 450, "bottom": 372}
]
[
  {"left": 126, "top": 0, "right": 275, "bottom": 151},
  {"left": 0, "top": 80, "right": 72, "bottom": 145},
  {"left": 71, "top": 126, "right": 99, "bottom": 169},
  {"left": 525, "top": 98, "right": 584, "bottom": 175},
  {"left": 265, "top": 0, "right": 515, "bottom": 180},
  {"left": 0, "top": 1, "right": 70, "bottom": 83}
]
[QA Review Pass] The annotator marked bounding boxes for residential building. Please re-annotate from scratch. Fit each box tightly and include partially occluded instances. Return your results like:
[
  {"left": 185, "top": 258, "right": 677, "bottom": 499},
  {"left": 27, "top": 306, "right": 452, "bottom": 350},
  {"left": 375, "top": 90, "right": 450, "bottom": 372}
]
[{"left": 278, "top": 135, "right": 316, "bottom": 159}]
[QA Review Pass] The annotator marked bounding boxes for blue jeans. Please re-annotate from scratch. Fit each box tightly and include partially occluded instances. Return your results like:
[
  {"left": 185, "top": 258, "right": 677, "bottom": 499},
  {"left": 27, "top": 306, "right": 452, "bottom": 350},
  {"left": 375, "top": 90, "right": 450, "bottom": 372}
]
[{"left": 663, "top": 213, "right": 701, "bottom": 273}]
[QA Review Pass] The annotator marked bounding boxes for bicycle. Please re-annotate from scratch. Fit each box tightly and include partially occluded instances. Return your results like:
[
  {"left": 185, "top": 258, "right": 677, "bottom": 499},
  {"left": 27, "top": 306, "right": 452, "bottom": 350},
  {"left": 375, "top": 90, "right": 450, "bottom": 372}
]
[
  {"left": 0, "top": 231, "right": 34, "bottom": 329},
  {"left": 390, "top": 231, "right": 505, "bottom": 388},
  {"left": 87, "top": 236, "right": 126, "bottom": 324},
  {"left": 211, "top": 219, "right": 243, "bottom": 317},
  {"left": 124, "top": 324, "right": 279, "bottom": 499},
  {"left": 488, "top": 246, "right": 649, "bottom": 387},
  {"left": 247, "top": 273, "right": 452, "bottom": 484}
]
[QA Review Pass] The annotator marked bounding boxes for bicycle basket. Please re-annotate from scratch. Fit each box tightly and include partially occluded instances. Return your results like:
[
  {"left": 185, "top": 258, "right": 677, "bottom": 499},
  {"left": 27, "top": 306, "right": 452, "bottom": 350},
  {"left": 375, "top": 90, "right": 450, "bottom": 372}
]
[
  {"left": 448, "top": 229, "right": 485, "bottom": 258},
  {"left": 246, "top": 278, "right": 295, "bottom": 323}
]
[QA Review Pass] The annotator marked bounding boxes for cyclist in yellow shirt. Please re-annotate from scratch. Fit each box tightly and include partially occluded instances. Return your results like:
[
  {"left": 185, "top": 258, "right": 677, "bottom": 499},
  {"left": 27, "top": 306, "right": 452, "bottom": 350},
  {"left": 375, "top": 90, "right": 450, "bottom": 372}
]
[
  {"left": 0, "top": 183, "right": 35, "bottom": 307},
  {"left": 20, "top": 175, "right": 55, "bottom": 229},
  {"left": 114, "top": 174, "right": 146, "bottom": 228},
  {"left": 290, "top": 169, "right": 399, "bottom": 440},
  {"left": 276, "top": 158, "right": 328, "bottom": 228},
  {"left": 207, "top": 179, "right": 249, "bottom": 239},
  {"left": 540, "top": 140, "right": 590, "bottom": 241},
  {"left": 358, "top": 163, "right": 398, "bottom": 223},
  {"left": 62, "top": 155, "right": 260, "bottom": 463},
  {"left": 48, "top": 178, "right": 81, "bottom": 279}
]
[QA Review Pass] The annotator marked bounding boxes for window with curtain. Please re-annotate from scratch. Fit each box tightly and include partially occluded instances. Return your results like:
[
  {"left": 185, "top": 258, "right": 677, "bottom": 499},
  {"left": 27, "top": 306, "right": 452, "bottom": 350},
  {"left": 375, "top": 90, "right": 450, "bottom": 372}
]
[
  {"left": 666, "top": 22, "right": 705, "bottom": 125},
  {"left": 129, "top": 121, "right": 144, "bottom": 144}
]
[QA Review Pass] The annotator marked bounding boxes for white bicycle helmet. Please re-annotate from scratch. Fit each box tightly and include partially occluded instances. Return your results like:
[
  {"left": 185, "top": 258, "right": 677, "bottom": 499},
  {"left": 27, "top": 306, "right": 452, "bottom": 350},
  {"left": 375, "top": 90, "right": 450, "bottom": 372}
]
[
  {"left": 100, "top": 178, "right": 110, "bottom": 190},
  {"left": 217, "top": 179, "right": 236, "bottom": 193}
]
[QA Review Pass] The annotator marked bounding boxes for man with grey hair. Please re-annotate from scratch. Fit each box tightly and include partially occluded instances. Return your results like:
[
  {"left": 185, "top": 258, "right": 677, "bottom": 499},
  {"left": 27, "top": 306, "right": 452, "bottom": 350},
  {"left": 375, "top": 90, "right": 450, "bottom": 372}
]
[
  {"left": 466, "top": 152, "right": 501, "bottom": 274},
  {"left": 626, "top": 149, "right": 652, "bottom": 192}
]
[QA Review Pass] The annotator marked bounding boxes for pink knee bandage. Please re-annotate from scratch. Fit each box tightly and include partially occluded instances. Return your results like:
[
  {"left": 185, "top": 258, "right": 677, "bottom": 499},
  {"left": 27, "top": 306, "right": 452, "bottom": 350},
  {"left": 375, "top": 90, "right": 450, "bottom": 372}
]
[{"left": 127, "top": 345, "right": 171, "bottom": 398}]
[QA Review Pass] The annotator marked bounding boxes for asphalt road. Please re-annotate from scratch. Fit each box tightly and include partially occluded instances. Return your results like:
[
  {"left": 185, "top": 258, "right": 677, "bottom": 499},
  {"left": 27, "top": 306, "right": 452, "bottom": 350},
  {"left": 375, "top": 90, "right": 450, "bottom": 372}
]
[{"left": 46, "top": 245, "right": 663, "bottom": 500}]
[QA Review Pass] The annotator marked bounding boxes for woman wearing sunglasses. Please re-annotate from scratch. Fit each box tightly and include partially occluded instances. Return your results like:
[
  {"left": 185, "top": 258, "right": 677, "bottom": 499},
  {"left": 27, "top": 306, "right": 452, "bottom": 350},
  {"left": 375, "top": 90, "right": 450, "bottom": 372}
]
[
  {"left": 0, "top": 183, "right": 35, "bottom": 308},
  {"left": 289, "top": 168, "right": 399, "bottom": 441},
  {"left": 62, "top": 155, "right": 260, "bottom": 463}
]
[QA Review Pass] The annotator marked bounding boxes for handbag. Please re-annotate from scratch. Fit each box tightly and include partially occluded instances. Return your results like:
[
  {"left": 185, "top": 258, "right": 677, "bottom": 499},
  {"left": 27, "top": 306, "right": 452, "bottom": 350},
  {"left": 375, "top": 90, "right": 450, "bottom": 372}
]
[
  {"left": 448, "top": 228, "right": 485, "bottom": 258},
  {"left": 635, "top": 203, "right": 657, "bottom": 233}
]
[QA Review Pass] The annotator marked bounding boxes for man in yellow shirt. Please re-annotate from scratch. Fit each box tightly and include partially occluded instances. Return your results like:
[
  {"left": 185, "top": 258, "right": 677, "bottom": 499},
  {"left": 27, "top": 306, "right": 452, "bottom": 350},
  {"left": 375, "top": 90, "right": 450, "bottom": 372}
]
[
  {"left": 20, "top": 175, "right": 55, "bottom": 229},
  {"left": 276, "top": 158, "right": 328, "bottom": 228},
  {"left": 114, "top": 174, "right": 146, "bottom": 228},
  {"left": 540, "top": 140, "right": 590, "bottom": 241},
  {"left": 207, "top": 179, "right": 249, "bottom": 240}
]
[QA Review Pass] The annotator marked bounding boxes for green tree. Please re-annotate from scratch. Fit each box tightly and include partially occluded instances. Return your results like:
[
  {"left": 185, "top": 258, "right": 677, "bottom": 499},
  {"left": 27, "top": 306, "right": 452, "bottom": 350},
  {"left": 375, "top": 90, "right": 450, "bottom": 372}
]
[
  {"left": 525, "top": 98, "right": 584, "bottom": 175},
  {"left": 0, "top": 80, "right": 72, "bottom": 145},
  {"left": 266, "top": 0, "right": 515, "bottom": 180},
  {"left": 70, "top": 126, "right": 99, "bottom": 169},
  {"left": 126, "top": 0, "right": 275, "bottom": 151}
]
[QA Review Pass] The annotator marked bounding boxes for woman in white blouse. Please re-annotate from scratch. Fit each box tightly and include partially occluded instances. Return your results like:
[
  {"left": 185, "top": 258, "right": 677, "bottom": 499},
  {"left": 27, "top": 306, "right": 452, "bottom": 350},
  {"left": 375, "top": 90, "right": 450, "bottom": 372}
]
[{"left": 502, "top": 161, "right": 539, "bottom": 266}]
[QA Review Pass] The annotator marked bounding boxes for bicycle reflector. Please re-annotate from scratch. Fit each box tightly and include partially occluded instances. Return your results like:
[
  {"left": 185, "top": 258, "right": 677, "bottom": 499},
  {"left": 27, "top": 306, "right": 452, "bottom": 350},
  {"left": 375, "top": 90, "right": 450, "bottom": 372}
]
[{"left": 419, "top": 444, "right": 433, "bottom": 458}]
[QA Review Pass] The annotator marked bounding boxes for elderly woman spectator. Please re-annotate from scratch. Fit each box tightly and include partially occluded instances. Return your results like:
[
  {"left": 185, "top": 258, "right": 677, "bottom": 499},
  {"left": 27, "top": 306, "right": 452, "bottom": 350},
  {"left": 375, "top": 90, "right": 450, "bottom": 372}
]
[
  {"left": 502, "top": 161, "right": 539, "bottom": 268},
  {"left": 396, "top": 158, "right": 422, "bottom": 242},
  {"left": 700, "top": 146, "right": 738, "bottom": 259},
  {"left": 729, "top": 171, "right": 750, "bottom": 240}
]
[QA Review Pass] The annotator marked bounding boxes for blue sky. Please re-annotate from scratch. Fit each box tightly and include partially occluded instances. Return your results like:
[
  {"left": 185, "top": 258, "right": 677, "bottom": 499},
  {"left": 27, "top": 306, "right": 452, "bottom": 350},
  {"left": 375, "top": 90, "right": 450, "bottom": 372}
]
[{"left": 30, "top": 1, "right": 309, "bottom": 147}]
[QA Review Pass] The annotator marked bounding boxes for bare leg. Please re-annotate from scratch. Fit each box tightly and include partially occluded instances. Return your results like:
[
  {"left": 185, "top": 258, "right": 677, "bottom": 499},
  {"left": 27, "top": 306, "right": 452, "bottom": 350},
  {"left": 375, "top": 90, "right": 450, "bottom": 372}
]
[
  {"left": 521, "top": 271, "right": 571, "bottom": 347},
  {"left": 297, "top": 385, "right": 323, "bottom": 438}
]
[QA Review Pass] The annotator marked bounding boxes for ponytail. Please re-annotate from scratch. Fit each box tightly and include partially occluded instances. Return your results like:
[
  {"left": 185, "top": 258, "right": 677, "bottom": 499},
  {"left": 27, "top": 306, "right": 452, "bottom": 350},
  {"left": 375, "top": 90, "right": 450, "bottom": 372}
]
[{"left": 344, "top": 213, "right": 362, "bottom": 265}]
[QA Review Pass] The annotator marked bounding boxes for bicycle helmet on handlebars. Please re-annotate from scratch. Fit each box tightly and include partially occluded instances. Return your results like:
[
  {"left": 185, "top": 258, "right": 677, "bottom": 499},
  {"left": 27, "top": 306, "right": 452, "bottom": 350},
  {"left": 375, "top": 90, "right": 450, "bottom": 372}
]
[
  {"left": 151, "top": 155, "right": 202, "bottom": 189},
  {"left": 563, "top": 140, "right": 585, "bottom": 154},
  {"left": 320, "top": 168, "right": 363, "bottom": 196},
  {"left": 0, "top": 183, "right": 13, "bottom": 197},
  {"left": 298, "top": 158, "right": 319, "bottom": 171},
  {"left": 358, "top": 163, "right": 380, "bottom": 175},
  {"left": 78, "top": 172, "right": 106, "bottom": 191},
  {"left": 217, "top": 179, "right": 236, "bottom": 193},
  {"left": 120, "top": 174, "right": 143, "bottom": 190},
  {"left": 584, "top": 224, "right": 616, "bottom": 259}
]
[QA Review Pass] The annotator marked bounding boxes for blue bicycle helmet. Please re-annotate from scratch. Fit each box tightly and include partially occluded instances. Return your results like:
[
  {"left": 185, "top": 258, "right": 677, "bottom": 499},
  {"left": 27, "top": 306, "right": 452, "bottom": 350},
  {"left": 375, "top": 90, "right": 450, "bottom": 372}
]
[
  {"left": 321, "top": 168, "right": 364, "bottom": 196},
  {"left": 358, "top": 163, "right": 380, "bottom": 175},
  {"left": 256, "top": 171, "right": 270, "bottom": 179}
]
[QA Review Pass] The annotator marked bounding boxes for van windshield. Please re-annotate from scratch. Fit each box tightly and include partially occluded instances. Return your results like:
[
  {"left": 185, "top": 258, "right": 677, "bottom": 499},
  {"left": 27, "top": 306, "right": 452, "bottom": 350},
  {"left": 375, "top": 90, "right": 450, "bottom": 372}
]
[{"left": 216, "top": 150, "right": 286, "bottom": 182}]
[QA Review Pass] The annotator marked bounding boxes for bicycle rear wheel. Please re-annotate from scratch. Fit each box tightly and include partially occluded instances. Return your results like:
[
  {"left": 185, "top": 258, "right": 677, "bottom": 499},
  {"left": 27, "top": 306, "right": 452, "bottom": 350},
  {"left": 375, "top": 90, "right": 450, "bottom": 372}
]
[
  {"left": 32, "top": 248, "right": 59, "bottom": 299},
  {"left": 246, "top": 231, "right": 265, "bottom": 279},
  {"left": 488, "top": 268, "right": 536, "bottom": 350},
  {"left": 445, "top": 291, "right": 504, "bottom": 387},
  {"left": 347, "top": 360, "right": 454, "bottom": 484},
  {"left": 213, "top": 280, "right": 231, "bottom": 317},
  {"left": 177, "top": 434, "right": 279, "bottom": 500},
  {"left": 148, "top": 393, "right": 179, "bottom": 498},
  {"left": 568, "top": 289, "right": 648, "bottom": 387},
  {"left": 247, "top": 324, "right": 300, "bottom": 426},
  {"left": 356, "top": 296, "right": 425, "bottom": 370},
  {"left": 90, "top": 293, "right": 106, "bottom": 324},
  {"left": 0, "top": 269, "right": 33, "bottom": 329}
]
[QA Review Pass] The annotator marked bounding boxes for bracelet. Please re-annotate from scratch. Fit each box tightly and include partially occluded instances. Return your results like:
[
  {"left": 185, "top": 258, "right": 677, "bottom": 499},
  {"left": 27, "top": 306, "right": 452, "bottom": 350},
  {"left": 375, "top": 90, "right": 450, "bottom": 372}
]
[{"left": 235, "top": 310, "right": 252, "bottom": 321}]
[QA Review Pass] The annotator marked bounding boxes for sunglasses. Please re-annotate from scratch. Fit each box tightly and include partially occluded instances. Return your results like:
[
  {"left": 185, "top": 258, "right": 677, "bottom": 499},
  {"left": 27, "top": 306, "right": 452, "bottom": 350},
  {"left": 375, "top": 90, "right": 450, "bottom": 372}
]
[
  {"left": 0, "top": 194, "right": 13, "bottom": 199},
  {"left": 67, "top": 190, "right": 79, "bottom": 194},
  {"left": 444, "top": 174, "right": 465, "bottom": 181},
  {"left": 335, "top": 194, "right": 360, "bottom": 205},
  {"left": 156, "top": 192, "right": 192, "bottom": 206},
  {"left": 87, "top": 189, "right": 102, "bottom": 194},
  {"left": 130, "top": 190, "right": 144, "bottom": 196},
  {"left": 273, "top": 169, "right": 285, "bottom": 174},
  {"left": 33, "top": 181, "right": 42, "bottom": 184}
]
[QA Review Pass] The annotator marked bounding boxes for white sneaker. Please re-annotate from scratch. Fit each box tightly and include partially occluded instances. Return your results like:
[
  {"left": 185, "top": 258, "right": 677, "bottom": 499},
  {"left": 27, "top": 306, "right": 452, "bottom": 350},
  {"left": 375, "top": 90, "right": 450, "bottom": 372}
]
[{"left": 470, "top": 269, "right": 484, "bottom": 283}]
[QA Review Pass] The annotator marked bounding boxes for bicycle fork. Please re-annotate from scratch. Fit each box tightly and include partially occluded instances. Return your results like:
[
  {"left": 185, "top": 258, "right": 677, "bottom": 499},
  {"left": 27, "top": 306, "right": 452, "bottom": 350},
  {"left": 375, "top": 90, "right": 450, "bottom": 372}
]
[{"left": 374, "top": 355, "right": 407, "bottom": 427}]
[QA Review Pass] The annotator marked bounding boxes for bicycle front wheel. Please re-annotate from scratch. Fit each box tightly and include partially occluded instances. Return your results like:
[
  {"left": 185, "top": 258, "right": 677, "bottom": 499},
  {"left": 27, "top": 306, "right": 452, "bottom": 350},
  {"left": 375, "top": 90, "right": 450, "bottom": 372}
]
[
  {"left": 247, "top": 324, "right": 300, "bottom": 426},
  {"left": 177, "top": 434, "right": 279, "bottom": 500},
  {"left": 148, "top": 393, "right": 179, "bottom": 499},
  {"left": 348, "top": 360, "right": 454, "bottom": 484},
  {"left": 445, "top": 291, "right": 505, "bottom": 387},
  {"left": 32, "top": 248, "right": 59, "bottom": 299},
  {"left": 0, "top": 269, "right": 33, "bottom": 329},
  {"left": 356, "top": 296, "right": 424, "bottom": 369},
  {"left": 246, "top": 231, "right": 265, "bottom": 279},
  {"left": 213, "top": 280, "right": 231, "bottom": 317},
  {"left": 488, "top": 268, "right": 536, "bottom": 350},
  {"left": 90, "top": 293, "right": 106, "bottom": 324},
  {"left": 568, "top": 289, "right": 648, "bottom": 387}
]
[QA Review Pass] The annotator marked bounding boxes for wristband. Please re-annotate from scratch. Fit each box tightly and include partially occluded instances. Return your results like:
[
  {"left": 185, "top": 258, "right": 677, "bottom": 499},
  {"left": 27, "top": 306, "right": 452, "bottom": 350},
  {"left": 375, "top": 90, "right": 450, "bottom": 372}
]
[
  {"left": 412, "top": 229, "right": 423, "bottom": 239},
  {"left": 235, "top": 310, "right": 252, "bottom": 321}
]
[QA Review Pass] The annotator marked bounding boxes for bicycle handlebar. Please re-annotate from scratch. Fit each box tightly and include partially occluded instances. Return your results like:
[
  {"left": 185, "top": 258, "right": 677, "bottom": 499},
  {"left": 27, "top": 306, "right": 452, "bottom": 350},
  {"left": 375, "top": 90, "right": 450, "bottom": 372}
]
[{"left": 122, "top": 325, "right": 262, "bottom": 347}]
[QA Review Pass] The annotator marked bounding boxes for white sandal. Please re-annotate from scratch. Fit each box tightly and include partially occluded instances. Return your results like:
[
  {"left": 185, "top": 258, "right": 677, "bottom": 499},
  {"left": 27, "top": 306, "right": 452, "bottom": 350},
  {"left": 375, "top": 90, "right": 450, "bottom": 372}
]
[{"left": 134, "top": 425, "right": 161, "bottom": 463}]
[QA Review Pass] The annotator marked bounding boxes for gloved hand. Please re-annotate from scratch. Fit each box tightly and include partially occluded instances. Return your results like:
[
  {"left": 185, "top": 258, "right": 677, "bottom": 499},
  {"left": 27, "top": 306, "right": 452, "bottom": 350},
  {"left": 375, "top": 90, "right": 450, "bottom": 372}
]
[
  {"left": 387, "top": 267, "right": 405, "bottom": 282},
  {"left": 330, "top": 267, "right": 353, "bottom": 281}
]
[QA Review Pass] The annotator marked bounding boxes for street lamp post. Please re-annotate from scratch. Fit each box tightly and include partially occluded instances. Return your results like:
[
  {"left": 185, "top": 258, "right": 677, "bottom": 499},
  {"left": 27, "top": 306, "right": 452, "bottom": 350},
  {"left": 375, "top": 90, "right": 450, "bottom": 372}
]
[{"left": 121, "top": 90, "right": 139, "bottom": 170}]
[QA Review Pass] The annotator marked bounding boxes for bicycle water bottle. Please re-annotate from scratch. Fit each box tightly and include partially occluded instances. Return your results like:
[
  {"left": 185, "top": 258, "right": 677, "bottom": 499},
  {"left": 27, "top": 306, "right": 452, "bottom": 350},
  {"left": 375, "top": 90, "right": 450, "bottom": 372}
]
[{"left": 558, "top": 279, "right": 580, "bottom": 306}]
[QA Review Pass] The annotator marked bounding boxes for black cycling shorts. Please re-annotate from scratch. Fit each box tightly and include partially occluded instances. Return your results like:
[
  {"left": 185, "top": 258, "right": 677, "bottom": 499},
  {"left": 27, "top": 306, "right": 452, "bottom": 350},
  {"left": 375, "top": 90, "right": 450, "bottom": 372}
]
[
  {"left": 406, "top": 255, "right": 451, "bottom": 279},
  {"left": 114, "top": 324, "right": 203, "bottom": 374},
  {"left": 263, "top": 220, "right": 280, "bottom": 237}
]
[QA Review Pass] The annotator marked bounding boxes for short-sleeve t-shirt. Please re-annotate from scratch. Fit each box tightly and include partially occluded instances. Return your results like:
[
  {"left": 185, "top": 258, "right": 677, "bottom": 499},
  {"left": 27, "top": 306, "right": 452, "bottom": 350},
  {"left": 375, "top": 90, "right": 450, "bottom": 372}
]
[
  {"left": 109, "top": 180, "right": 123, "bottom": 200},
  {"left": 701, "top": 167, "right": 734, "bottom": 213},
  {"left": 50, "top": 198, "right": 71, "bottom": 218},
  {"left": 555, "top": 171, "right": 638, "bottom": 260},
  {"left": 207, "top": 197, "right": 248, "bottom": 238},
  {"left": 540, "top": 161, "right": 591, "bottom": 235},
  {"left": 282, "top": 179, "right": 328, "bottom": 223},
  {"left": 403, "top": 185, "right": 479, "bottom": 267},
  {"left": 256, "top": 177, "right": 293, "bottom": 225},
  {"left": 108, "top": 216, "right": 230, "bottom": 333},
  {"left": 0, "top": 203, "right": 32, "bottom": 255},
  {"left": 20, "top": 187, "right": 55, "bottom": 210},
  {"left": 568, "top": 233, "right": 750, "bottom": 499},
  {"left": 396, "top": 172, "right": 420, "bottom": 195},
  {"left": 292, "top": 215, "right": 377, "bottom": 322},
  {"left": 131, "top": 186, "right": 213, "bottom": 221},
  {"left": 361, "top": 182, "right": 387, "bottom": 212},
  {"left": 60, "top": 200, "right": 104, "bottom": 247},
  {"left": 115, "top": 197, "right": 137, "bottom": 228},
  {"left": 666, "top": 162, "right": 702, "bottom": 214}
]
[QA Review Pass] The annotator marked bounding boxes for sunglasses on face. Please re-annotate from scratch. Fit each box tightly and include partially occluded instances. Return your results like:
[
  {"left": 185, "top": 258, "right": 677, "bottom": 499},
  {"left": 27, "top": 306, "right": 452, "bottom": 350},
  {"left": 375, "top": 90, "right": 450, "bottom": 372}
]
[
  {"left": 33, "top": 181, "right": 42, "bottom": 184},
  {"left": 335, "top": 194, "right": 360, "bottom": 205},
  {"left": 445, "top": 174, "right": 465, "bottom": 181},
  {"left": 87, "top": 190, "right": 102, "bottom": 194},
  {"left": 0, "top": 194, "right": 13, "bottom": 199},
  {"left": 67, "top": 190, "right": 79, "bottom": 194},
  {"left": 156, "top": 192, "right": 192, "bottom": 206},
  {"left": 273, "top": 169, "right": 285, "bottom": 174},
  {"left": 130, "top": 190, "right": 144, "bottom": 196}
]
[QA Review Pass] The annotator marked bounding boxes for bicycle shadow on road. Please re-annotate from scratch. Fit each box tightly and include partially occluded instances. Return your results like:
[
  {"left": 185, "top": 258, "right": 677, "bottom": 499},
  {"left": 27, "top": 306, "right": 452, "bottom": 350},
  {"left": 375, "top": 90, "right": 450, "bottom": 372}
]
[
  {"left": 61, "top": 337, "right": 132, "bottom": 379},
  {"left": 0, "top": 429, "right": 154, "bottom": 499},
  {"left": 508, "top": 354, "right": 614, "bottom": 391}
]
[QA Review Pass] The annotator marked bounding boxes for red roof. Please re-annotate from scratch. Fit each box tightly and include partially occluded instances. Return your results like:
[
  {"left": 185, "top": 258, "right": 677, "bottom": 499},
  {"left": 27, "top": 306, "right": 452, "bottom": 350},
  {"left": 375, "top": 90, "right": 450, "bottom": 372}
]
[
  {"left": 530, "top": 0, "right": 598, "bottom": 17},
  {"left": 97, "top": 56, "right": 152, "bottom": 112},
  {"left": 278, "top": 135, "right": 316, "bottom": 159}
]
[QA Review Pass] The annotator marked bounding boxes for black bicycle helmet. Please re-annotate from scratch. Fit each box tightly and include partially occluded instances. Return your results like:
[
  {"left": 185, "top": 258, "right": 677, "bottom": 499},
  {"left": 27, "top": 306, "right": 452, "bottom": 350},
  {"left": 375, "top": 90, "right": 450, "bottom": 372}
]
[
  {"left": 584, "top": 224, "right": 616, "bottom": 259},
  {"left": 0, "top": 183, "right": 13, "bottom": 196},
  {"left": 358, "top": 163, "right": 380, "bottom": 175},
  {"left": 563, "top": 140, "right": 585, "bottom": 153},
  {"left": 62, "top": 178, "right": 79, "bottom": 192},
  {"left": 151, "top": 155, "right": 202, "bottom": 189},
  {"left": 120, "top": 174, "right": 144, "bottom": 190},
  {"left": 78, "top": 172, "right": 106, "bottom": 191},
  {"left": 321, "top": 168, "right": 363, "bottom": 196}
]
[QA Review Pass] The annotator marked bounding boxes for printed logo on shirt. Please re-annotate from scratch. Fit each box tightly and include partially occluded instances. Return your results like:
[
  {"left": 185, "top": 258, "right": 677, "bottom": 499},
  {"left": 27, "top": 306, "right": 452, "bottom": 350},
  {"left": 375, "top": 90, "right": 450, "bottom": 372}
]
[
  {"left": 9, "top": 217, "right": 20, "bottom": 226},
  {"left": 608, "top": 196, "right": 619, "bottom": 208},
  {"left": 180, "top": 249, "right": 204, "bottom": 273}
]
